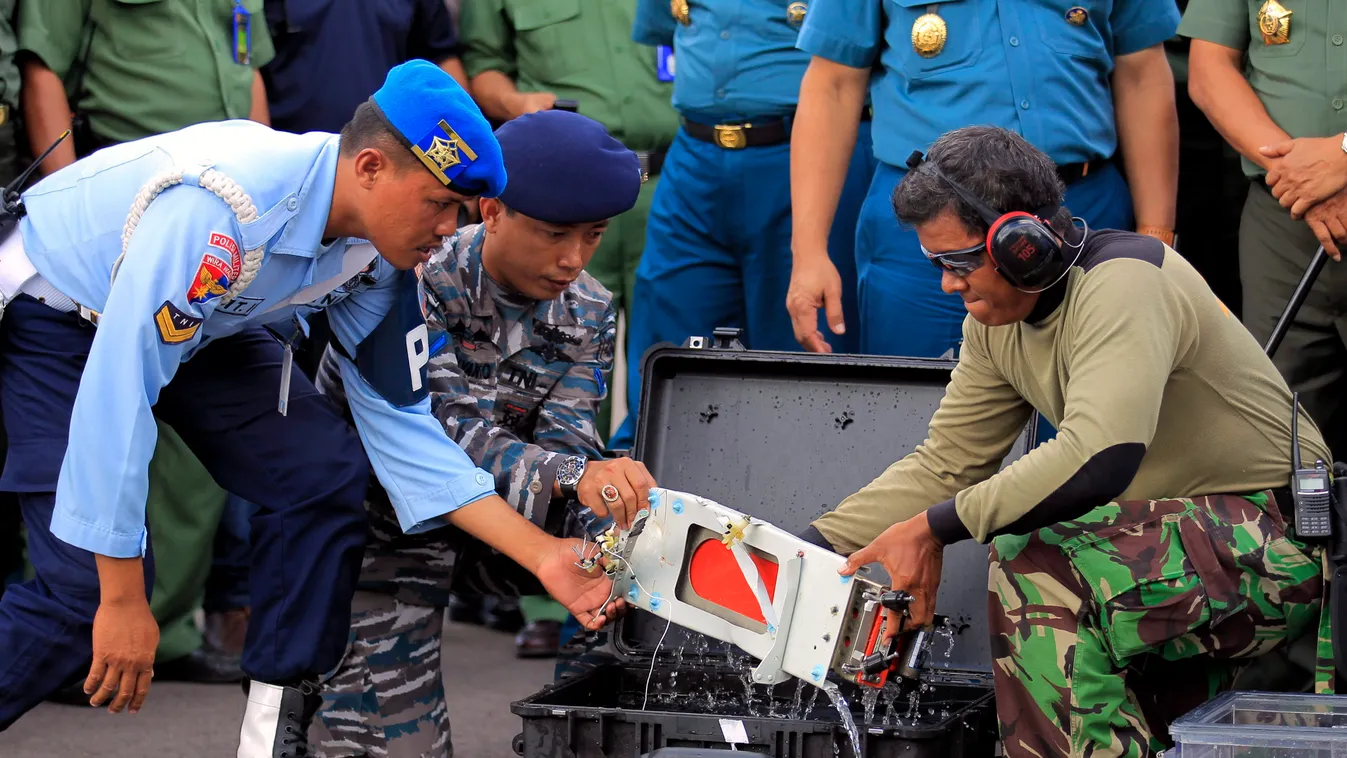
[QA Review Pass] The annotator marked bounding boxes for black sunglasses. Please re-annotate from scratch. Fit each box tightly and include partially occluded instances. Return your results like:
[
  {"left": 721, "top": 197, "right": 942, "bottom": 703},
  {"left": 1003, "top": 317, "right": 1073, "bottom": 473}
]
[{"left": 921, "top": 241, "right": 987, "bottom": 276}]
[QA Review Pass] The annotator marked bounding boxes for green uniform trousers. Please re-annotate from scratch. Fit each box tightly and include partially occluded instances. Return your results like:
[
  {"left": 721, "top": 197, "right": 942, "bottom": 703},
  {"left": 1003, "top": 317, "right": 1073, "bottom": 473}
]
[
  {"left": 1240, "top": 183, "right": 1347, "bottom": 460},
  {"left": 989, "top": 492, "right": 1324, "bottom": 758},
  {"left": 146, "top": 422, "right": 229, "bottom": 662}
]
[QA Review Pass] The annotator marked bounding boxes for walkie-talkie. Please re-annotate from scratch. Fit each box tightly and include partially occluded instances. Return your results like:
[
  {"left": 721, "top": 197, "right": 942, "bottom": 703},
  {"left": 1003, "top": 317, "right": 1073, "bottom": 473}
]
[{"left": 1291, "top": 392, "right": 1333, "bottom": 540}]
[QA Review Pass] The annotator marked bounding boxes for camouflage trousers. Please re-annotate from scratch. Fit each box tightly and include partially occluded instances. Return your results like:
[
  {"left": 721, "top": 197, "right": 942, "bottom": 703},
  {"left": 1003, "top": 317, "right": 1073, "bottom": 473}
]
[
  {"left": 989, "top": 492, "right": 1327, "bottom": 758},
  {"left": 310, "top": 591, "right": 451, "bottom": 758},
  {"left": 310, "top": 484, "right": 605, "bottom": 758}
]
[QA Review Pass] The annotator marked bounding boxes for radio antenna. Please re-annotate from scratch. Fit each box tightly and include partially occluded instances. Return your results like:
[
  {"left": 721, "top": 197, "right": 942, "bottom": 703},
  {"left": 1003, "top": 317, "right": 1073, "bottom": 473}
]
[
  {"left": 1292, "top": 391, "right": 1302, "bottom": 469},
  {"left": 2, "top": 130, "right": 71, "bottom": 213}
]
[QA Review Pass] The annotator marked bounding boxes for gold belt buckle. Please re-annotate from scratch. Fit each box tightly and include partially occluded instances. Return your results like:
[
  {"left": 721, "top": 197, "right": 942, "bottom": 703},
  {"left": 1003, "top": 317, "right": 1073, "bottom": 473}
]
[{"left": 714, "top": 124, "right": 748, "bottom": 150}]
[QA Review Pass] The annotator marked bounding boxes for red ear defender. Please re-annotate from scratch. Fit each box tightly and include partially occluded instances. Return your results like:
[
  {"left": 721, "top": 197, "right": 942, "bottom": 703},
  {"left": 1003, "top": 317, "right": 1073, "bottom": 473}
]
[{"left": 985, "top": 212, "right": 1066, "bottom": 292}]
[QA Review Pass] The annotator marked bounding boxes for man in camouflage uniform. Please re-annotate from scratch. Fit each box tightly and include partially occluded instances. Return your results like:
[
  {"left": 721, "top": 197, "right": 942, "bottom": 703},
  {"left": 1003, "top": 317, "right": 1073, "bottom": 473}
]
[
  {"left": 310, "top": 109, "right": 656, "bottom": 758},
  {"left": 802, "top": 126, "right": 1333, "bottom": 757}
]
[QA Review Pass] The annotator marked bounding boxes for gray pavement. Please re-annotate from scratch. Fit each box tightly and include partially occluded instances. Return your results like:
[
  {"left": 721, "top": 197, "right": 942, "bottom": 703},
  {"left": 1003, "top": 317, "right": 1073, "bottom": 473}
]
[{"left": 0, "top": 619, "right": 554, "bottom": 758}]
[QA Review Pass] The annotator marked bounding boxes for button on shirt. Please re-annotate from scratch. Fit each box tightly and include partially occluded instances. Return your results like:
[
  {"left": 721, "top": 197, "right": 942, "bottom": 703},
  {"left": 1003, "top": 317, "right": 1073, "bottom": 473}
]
[
  {"left": 1180, "top": 0, "right": 1347, "bottom": 179},
  {"left": 18, "top": 120, "right": 495, "bottom": 558},
  {"left": 632, "top": 0, "right": 813, "bottom": 122},
  {"left": 461, "top": 0, "right": 678, "bottom": 152},
  {"left": 19, "top": 0, "right": 274, "bottom": 144},
  {"left": 263, "top": 0, "right": 461, "bottom": 134},
  {"left": 797, "top": 0, "right": 1180, "bottom": 168}
]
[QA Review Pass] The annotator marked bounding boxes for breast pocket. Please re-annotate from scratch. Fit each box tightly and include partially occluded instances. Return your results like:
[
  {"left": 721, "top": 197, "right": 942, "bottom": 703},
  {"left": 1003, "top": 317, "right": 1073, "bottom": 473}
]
[
  {"left": 1031, "top": 0, "right": 1110, "bottom": 62},
  {"left": 503, "top": 0, "right": 587, "bottom": 79},
  {"left": 881, "top": 0, "right": 983, "bottom": 80},
  {"left": 95, "top": 0, "right": 186, "bottom": 60},
  {"left": 1246, "top": 0, "right": 1308, "bottom": 60}
]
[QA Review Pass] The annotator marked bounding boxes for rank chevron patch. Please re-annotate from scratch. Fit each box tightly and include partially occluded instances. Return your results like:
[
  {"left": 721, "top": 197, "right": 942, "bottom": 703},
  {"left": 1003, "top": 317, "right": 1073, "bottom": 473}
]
[{"left": 155, "top": 301, "right": 202, "bottom": 345}]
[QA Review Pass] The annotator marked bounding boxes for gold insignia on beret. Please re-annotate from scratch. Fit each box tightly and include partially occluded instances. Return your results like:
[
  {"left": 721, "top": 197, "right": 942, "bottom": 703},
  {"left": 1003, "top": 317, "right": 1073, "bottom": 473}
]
[
  {"left": 413, "top": 119, "right": 480, "bottom": 185},
  {"left": 787, "top": 2, "right": 807, "bottom": 26},
  {"left": 912, "top": 10, "right": 947, "bottom": 58},
  {"left": 1065, "top": 6, "right": 1088, "bottom": 26},
  {"left": 671, "top": 0, "right": 690, "bottom": 25},
  {"left": 1258, "top": 0, "right": 1291, "bottom": 45}
]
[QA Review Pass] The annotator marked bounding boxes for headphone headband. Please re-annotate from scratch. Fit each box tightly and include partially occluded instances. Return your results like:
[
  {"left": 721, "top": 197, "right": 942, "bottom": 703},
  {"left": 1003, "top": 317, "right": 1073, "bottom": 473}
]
[
  {"left": 905, "top": 149, "right": 1068, "bottom": 292},
  {"left": 905, "top": 150, "right": 1059, "bottom": 228}
]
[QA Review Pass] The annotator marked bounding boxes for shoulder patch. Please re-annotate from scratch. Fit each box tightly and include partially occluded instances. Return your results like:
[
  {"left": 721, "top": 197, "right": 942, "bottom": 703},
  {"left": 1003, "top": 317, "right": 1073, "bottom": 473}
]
[
  {"left": 188, "top": 232, "right": 244, "bottom": 305},
  {"left": 155, "top": 301, "right": 202, "bottom": 344}
]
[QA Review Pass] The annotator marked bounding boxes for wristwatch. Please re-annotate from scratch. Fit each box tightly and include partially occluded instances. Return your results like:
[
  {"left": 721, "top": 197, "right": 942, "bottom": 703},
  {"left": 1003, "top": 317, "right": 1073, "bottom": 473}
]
[{"left": 556, "top": 455, "right": 587, "bottom": 499}]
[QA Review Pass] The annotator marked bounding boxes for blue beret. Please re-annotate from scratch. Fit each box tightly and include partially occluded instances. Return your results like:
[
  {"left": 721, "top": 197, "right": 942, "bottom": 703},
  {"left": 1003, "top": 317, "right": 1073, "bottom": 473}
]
[
  {"left": 494, "top": 110, "right": 641, "bottom": 225},
  {"left": 371, "top": 60, "right": 506, "bottom": 198}
]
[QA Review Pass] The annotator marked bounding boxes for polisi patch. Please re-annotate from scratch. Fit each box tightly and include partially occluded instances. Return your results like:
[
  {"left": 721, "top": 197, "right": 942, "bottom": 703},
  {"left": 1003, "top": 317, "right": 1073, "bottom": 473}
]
[
  {"left": 155, "top": 301, "right": 202, "bottom": 344},
  {"left": 188, "top": 233, "right": 243, "bottom": 305}
]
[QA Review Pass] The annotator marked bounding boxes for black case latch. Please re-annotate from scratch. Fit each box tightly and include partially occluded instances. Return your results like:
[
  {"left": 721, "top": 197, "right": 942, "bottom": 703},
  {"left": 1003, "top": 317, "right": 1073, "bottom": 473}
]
[{"left": 683, "top": 327, "right": 746, "bottom": 351}]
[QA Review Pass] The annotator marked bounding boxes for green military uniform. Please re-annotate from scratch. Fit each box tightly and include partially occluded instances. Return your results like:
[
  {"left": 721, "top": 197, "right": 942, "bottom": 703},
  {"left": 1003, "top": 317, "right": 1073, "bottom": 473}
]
[
  {"left": 144, "top": 422, "right": 231, "bottom": 662},
  {"left": 19, "top": 0, "right": 274, "bottom": 145},
  {"left": 17, "top": 0, "right": 275, "bottom": 666},
  {"left": 813, "top": 231, "right": 1332, "bottom": 757},
  {"left": 1179, "top": 0, "right": 1347, "bottom": 463},
  {"left": 1165, "top": 0, "right": 1246, "bottom": 318},
  {"left": 0, "top": 0, "right": 22, "bottom": 185},
  {"left": 459, "top": 0, "right": 678, "bottom": 440}
]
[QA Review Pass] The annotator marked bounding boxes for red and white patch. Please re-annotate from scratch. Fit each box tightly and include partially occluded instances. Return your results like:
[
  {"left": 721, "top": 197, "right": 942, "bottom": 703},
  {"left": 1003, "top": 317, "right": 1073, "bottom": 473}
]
[{"left": 207, "top": 232, "right": 242, "bottom": 281}]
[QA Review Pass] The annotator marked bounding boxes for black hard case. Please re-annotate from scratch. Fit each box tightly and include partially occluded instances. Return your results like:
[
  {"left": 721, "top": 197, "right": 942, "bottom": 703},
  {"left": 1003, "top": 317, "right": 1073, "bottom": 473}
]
[{"left": 511, "top": 342, "right": 1033, "bottom": 757}]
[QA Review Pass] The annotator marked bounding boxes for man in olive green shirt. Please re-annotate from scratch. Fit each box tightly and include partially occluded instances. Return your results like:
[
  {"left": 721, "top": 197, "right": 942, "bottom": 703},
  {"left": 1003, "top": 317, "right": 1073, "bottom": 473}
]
[
  {"left": 805, "top": 126, "right": 1330, "bottom": 757},
  {"left": 458, "top": 0, "right": 678, "bottom": 657},
  {"left": 0, "top": 0, "right": 21, "bottom": 185},
  {"left": 19, "top": 0, "right": 273, "bottom": 168},
  {"left": 1182, "top": 0, "right": 1347, "bottom": 465},
  {"left": 15, "top": 0, "right": 274, "bottom": 686}
]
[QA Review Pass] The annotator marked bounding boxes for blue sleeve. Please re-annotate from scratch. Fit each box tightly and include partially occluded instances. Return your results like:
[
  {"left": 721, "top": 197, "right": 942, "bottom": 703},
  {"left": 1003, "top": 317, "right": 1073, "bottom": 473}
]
[
  {"left": 633, "top": 0, "right": 676, "bottom": 47},
  {"left": 1110, "top": 0, "right": 1182, "bottom": 56},
  {"left": 326, "top": 271, "right": 497, "bottom": 533},
  {"left": 50, "top": 187, "right": 240, "bottom": 558},
  {"left": 796, "top": 0, "right": 882, "bottom": 68}
]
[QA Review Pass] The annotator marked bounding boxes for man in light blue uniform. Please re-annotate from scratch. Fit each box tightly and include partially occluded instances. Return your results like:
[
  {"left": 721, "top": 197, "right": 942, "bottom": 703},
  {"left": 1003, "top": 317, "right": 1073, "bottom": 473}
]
[
  {"left": 609, "top": 0, "right": 877, "bottom": 449},
  {"left": 0, "top": 60, "right": 621, "bottom": 757},
  {"left": 785, "top": 0, "right": 1181, "bottom": 360}
]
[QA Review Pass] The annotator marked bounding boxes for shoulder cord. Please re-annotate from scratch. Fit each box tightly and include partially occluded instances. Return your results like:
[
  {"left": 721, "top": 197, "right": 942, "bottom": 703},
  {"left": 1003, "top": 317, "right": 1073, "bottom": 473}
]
[{"left": 112, "top": 168, "right": 266, "bottom": 304}]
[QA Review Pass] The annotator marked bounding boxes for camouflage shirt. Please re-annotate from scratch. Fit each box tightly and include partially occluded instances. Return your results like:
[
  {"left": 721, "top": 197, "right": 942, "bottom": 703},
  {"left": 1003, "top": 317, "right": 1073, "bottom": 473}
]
[
  {"left": 420, "top": 224, "right": 615, "bottom": 526},
  {"left": 319, "top": 224, "right": 615, "bottom": 530}
]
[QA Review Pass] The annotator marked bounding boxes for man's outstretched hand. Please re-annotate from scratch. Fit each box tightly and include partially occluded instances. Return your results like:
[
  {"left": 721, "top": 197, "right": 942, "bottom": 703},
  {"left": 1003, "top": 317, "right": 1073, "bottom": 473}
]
[
  {"left": 86, "top": 597, "right": 158, "bottom": 714},
  {"left": 840, "top": 511, "right": 945, "bottom": 636},
  {"left": 534, "top": 538, "right": 627, "bottom": 631}
]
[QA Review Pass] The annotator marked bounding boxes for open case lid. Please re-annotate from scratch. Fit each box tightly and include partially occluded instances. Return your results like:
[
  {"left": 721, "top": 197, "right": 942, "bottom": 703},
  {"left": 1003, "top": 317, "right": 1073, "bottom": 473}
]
[{"left": 611, "top": 338, "right": 1037, "bottom": 676}]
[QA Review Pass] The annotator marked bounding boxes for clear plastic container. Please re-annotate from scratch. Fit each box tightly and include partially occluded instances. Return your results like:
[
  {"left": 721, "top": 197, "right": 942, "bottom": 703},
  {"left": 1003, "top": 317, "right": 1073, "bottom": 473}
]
[{"left": 1169, "top": 691, "right": 1347, "bottom": 757}]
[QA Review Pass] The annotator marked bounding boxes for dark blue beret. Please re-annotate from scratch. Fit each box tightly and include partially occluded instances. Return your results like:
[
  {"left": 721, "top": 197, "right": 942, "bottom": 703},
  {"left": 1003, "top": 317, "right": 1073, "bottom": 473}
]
[
  {"left": 494, "top": 110, "right": 641, "bottom": 224},
  {"left": 371, "top": 60, "right": 506, "bottom": 198}
]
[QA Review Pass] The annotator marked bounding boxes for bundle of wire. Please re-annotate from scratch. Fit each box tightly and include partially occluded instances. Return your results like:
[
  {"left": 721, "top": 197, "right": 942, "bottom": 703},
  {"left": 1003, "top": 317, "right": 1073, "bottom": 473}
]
[{"left": 569, "top": 504, "right": 675, "bottom": 710}]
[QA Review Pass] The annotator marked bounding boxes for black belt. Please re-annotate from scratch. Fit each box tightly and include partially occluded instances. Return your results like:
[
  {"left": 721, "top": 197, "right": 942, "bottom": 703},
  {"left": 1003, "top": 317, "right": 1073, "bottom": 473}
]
[
  {"left": 683, "top": 106, "right": 872, "bottom": 150},
  {"left": 1057, "top": 157, "right": 1111, "bottom": 185},
  {"left": 682, "top": 117, "right": 791, "bottom": 149},
  {"left": 635, "top": 148, "right": 667, "bottom": 180}
]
